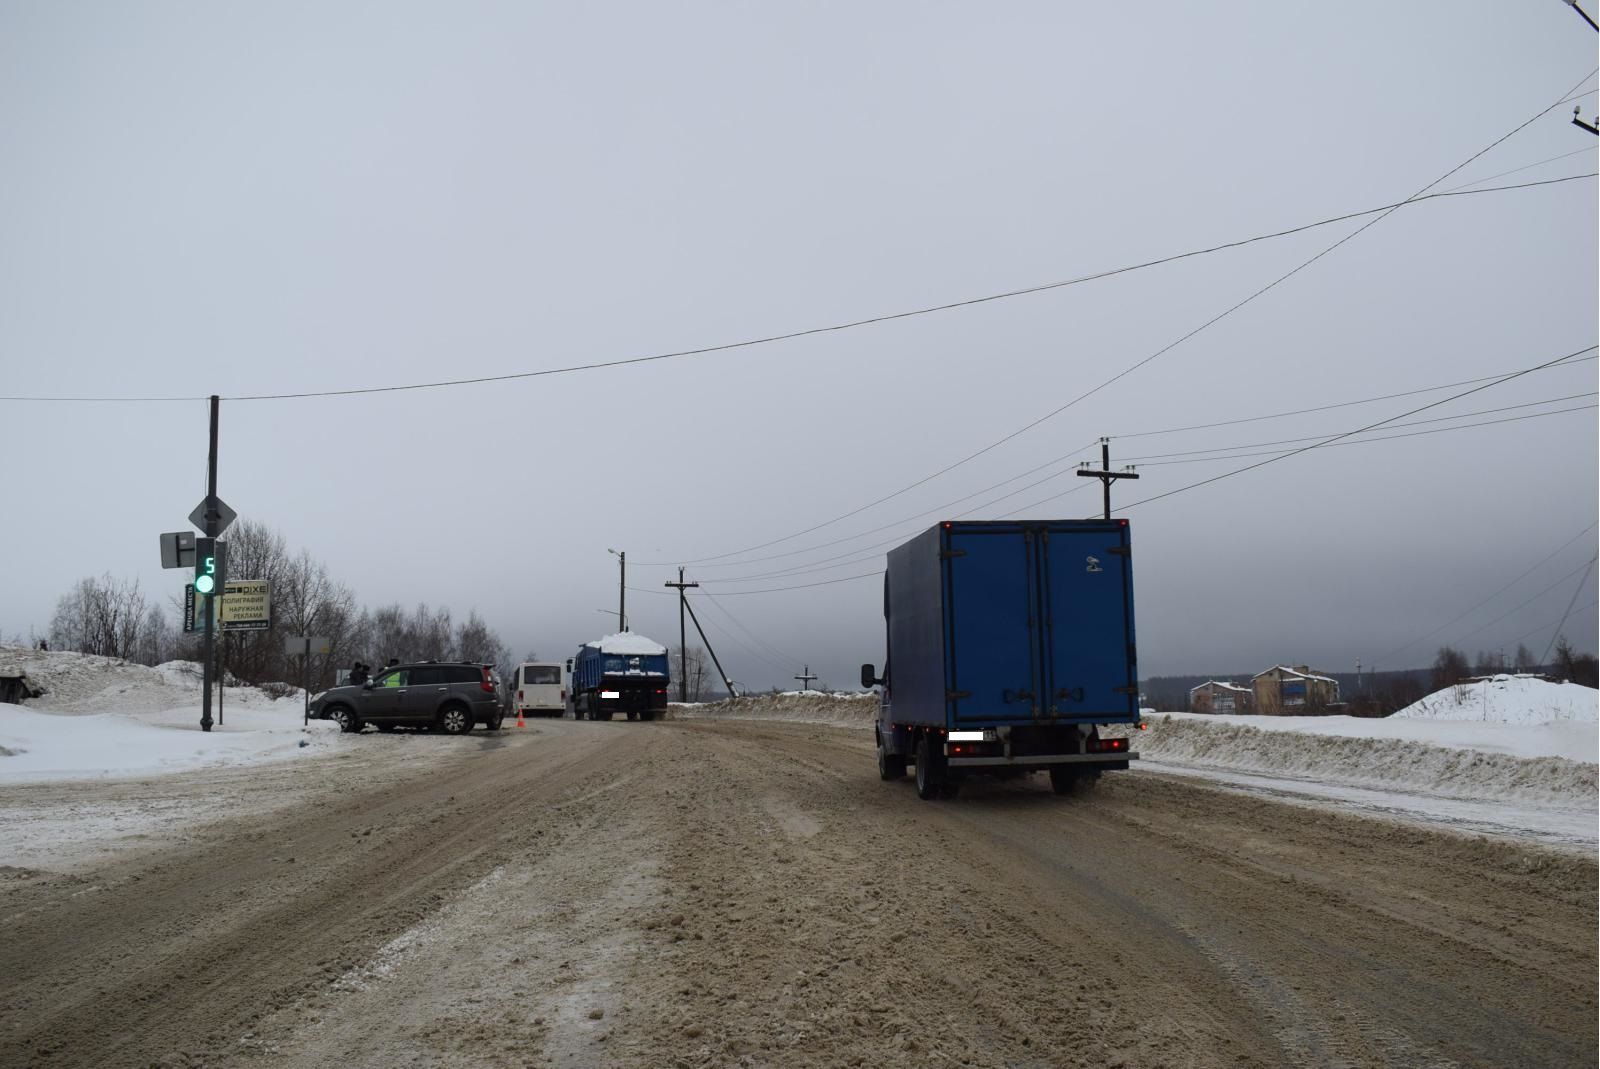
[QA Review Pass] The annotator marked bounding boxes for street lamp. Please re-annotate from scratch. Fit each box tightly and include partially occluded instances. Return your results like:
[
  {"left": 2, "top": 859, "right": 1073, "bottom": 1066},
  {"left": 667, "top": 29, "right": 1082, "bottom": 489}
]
[{"left": 606, "top": 548, "right": 626, "bottom": 631}]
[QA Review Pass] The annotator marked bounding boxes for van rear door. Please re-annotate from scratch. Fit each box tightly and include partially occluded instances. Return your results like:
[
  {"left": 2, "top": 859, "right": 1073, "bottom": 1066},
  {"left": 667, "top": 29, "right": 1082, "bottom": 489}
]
[
  {"left": 944, "top": 525, "right": 1041, "bottom": 724},
  {"left": 1039, "top": 522, "right": 1137, "bottom": 721}
]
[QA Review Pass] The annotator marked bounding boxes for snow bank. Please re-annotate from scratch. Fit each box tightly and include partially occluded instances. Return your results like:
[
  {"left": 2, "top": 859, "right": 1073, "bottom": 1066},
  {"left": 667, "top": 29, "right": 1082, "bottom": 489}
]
[
  {"left": 672, "top": 692, "right": 878, "bottom": 725},
  {"left": 1393, "top": 675, "right": 1598, "bottom": 723},
  {"left": 1132, "top": 714, "right": 1596, "bottom": 808},
  {"left": 0, "top": 645, "right": 336, "bottom": 783}
]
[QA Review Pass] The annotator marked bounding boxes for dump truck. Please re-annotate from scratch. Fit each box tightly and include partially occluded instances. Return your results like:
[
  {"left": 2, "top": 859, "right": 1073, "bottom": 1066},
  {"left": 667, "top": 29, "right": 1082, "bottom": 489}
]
[
  {"left": 570, "top": 632, "right": 670, "bottom": 721},
  {"left": 861, "top": 519, "right": 1140, "bottom": 800}
]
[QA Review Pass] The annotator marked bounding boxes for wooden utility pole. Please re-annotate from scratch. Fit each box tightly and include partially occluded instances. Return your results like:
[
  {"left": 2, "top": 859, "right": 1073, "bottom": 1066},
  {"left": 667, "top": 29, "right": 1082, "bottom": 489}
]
[
  {"left": 794, "top": 665, "right": 818, "bottom": 691},
  {"left": 680, "top": 596, "right": 737, "bottom": 698},
  {"left": 1076, "top": 438, "right": 1140, "bottom": 519},
  {"left": 664, "top": 568, "right": 700, "bottom": 702}
]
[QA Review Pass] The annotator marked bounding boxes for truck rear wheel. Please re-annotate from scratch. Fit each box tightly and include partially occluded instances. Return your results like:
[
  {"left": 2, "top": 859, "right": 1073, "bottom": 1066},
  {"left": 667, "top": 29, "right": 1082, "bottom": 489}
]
[
  {"left": 877, "top": 731, "right": 906, "bottom": 781},
  {"left": 1048, "top": 766, "right": 1079, "bottom": 796},
  {"left": 915, "top": 734, "right": 944, "bottom": 800}
]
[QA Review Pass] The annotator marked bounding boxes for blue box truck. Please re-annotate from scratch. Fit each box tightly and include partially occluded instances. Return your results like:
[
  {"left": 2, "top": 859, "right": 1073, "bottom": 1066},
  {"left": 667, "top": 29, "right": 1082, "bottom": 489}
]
[
  {"left": 569, "top": 633, "right": 671, "bottom": 721},
  {"left": 860, "top": 519, "right": 1140, "bottom": 799}
]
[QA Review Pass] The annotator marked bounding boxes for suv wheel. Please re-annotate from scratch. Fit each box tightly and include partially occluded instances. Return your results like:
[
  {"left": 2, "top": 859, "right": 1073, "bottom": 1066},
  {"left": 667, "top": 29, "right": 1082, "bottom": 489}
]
[
  {"left": 487, "top": 712, "right": 504, "bottom": 731},
  {"left": 438, "top": 705, "right": 472, "bottom": 735},
  {"left": 329, "top": 706, "right": 359, "bottom": 734}
]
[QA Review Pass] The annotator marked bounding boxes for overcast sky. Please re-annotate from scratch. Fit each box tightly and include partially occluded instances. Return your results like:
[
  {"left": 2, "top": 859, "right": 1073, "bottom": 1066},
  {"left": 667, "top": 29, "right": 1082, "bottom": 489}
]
[{"left": 2, "top": 2, "right": 1596, "bottom": 691}]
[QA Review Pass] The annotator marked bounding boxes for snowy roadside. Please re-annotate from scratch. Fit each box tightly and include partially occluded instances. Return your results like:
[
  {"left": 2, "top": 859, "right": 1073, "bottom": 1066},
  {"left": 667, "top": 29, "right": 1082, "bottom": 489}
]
[{"left": 0, "top": 646, "right": 340, "bottom": 784}]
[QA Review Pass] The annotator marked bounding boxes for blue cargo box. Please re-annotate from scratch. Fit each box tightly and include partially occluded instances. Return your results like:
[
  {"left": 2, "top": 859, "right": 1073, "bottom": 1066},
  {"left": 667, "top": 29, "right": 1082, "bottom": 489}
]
[
  {"left": 572, "top": 640, "right": 671, "bottom": 692},
  {"left": 884, "top": 519, "right": 1137, "bottom": 729}
]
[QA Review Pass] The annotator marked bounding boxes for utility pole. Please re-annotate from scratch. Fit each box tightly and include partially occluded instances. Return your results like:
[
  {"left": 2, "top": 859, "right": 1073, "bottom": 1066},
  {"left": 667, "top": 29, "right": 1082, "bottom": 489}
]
[
  {"left": 794, "top": 665, "right": 818, "bottom": 691},
  {"left": 1076, "top": 438, "right": 1140, "bottom": 519},
  {"left": 664, "top": 567, "right": 699, "bottom": 702},
  {"left": 608, "top": 548, "right": 626, "bottom": 631}
]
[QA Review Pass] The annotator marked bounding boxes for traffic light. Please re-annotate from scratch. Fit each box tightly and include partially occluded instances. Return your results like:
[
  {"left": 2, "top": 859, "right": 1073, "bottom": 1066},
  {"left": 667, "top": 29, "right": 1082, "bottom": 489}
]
[{"left": 193, "top": 538, "right": 225, "bottom": 595}]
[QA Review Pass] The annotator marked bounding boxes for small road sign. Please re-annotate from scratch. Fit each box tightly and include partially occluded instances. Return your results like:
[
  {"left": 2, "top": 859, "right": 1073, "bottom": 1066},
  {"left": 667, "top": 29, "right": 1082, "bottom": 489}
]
[
  {"left": 189, "top": 495, "right": 237, "bottom": 537},
  {"left": 159, "top": 531, "right": 197, "bottom": 569},
  {"left": 218, "top": 580, "right": 270, "bottom": 632},
  {"left": 284, "top": 635, "right": 331, "bottom": 657},
  {"left": 183, "top": 584, "right": 207, "bottom": 633}
]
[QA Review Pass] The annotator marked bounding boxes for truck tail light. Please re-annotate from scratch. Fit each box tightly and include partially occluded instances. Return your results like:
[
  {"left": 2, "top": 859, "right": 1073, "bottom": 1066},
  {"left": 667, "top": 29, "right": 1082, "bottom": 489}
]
[
  {"left": 655, "top": 688, "right": 666, "bottom": 695},
  {"left": 1090, "top": 737, "right": 1129, "bottom": 753}
]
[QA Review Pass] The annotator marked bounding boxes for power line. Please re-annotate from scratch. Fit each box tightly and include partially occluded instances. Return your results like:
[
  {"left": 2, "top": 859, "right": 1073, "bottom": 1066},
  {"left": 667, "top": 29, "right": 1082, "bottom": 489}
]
[
  {"left": 1112, "top": 354, "right": 1596, "bottom": 441},
  {"left": 1450, "top": 556, "right": 1599, "bottom": 649},
  {"left": 1377, "top": 521, "right": 1599, "bottom": 663},
  {"left": 663, "top": 74, "right": 1599, "bottom": 564},
  {"left": 700, "top": 570, "right": 885, "bottom": 596},
  {"left": 4, "top": 174, "right": 1592, "bottom": 407},
  {"left": 641, "top": 357, "right": 1596, "bottom": 575},
  {"left": 697, "top": 593, "right": 800, "bottom": 670},
  {"left": 1439, "top": 146, "right": 1597, "bottom": 194},
  {"left": 1539, "top": 557, "right": 1599, "bottom": 666},
  {"left": 1118, "top": 345, "right": 1597, "bottom": 511},
  {"left": 1509, "top": 602, "right": 1597, "bottom": 650},
  {"left": 1120, "top": 394, "right": 1597, "bottom": 465}
]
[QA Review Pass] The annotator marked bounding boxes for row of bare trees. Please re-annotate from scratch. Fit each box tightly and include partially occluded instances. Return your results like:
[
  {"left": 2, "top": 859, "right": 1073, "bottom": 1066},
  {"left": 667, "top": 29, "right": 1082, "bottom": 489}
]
[{"left": 45, "top": 519, "right": 510, "bottom": 693}]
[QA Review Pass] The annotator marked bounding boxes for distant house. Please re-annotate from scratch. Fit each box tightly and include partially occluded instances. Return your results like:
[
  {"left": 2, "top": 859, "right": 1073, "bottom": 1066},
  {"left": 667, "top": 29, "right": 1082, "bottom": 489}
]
[
  {"left": 1251, "top": 665, "right": 1339, "bottom": 714},
  {"left": 1189, "top": 681, "right": 1253, "bottom": 714}
]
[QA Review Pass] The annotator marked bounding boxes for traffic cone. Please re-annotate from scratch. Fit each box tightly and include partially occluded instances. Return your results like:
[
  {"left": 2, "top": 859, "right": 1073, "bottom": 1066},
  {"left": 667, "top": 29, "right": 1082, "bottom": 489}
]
[{"left": 516, "top": 710, "right": 526, "bottom": 728}]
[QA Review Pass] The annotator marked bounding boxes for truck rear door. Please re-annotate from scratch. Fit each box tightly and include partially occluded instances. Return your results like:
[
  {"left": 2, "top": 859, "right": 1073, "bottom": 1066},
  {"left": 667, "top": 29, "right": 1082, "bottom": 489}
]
[
  {"left": 1040, "top": 523, "right": 1137, "bottom": 720},
  {"left": 944, "top": 525, "right": 1041, "bottom": 723}
]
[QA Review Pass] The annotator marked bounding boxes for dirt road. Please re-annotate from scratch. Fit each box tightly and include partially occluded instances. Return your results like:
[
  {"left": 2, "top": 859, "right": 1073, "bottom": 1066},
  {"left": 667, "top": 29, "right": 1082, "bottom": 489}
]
[{"left": 1, "top": 718, "right": 1594, "bottom": 1068}]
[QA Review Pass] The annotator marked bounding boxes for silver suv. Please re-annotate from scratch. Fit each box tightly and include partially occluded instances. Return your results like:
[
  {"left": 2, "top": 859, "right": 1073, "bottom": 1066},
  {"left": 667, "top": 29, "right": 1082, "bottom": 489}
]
[{"left": 310, "top": 662, "right": 504, "bottom": 734}]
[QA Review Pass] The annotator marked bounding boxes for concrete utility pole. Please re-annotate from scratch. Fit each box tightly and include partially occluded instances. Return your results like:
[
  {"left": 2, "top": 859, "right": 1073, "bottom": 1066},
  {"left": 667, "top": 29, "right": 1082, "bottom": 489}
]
[
  {"left": 1076, "top": 438, "right": 1140, "bottom": 519},
  {"left": 794, "top": 665, "right": 818, "bottom": 691},
  {"left": 664, "top": 568, "right": 700, "bottom": 702},
  {"left": 608, "top": 548, "right": 626, "bottom": 630}
]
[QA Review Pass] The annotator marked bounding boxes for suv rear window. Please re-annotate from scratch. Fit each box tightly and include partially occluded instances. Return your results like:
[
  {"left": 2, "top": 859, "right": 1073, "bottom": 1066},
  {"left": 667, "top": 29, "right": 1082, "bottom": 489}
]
[
  {"left": 524, "top": 666, "right": 560, "bottom": 685},
  {"left": 444, "top": 665, "right": 482, "bottom": 684},
  {"left": 410, "top": 666, "right": 445, "bottom": 686}
]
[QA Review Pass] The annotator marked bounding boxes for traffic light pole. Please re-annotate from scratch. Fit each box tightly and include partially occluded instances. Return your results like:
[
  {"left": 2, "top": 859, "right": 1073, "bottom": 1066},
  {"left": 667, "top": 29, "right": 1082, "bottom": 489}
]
[{"left": 200, "top": 395, "right": 219, "bottom": 732}]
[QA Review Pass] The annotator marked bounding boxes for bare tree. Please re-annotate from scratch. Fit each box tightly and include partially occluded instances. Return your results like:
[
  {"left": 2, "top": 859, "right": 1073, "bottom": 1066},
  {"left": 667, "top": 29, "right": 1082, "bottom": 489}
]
[
  {"left": 456, "top": 610, "right": 508, "bottom": 667},
  {"left": 49, "top": 574, "right": 152, "bottom": 660},
  {"left": 1430, "top": 646, "right": 1470, "bottom": 691},
  {"left": 668, "top": 645, "right": 715, "bottom": 701}
]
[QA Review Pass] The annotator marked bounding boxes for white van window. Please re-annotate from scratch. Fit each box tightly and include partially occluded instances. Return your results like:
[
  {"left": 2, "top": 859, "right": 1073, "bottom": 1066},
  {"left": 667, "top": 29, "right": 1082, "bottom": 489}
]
[{"left": 524, "top": 666, "right": 561, "bottom": 685}]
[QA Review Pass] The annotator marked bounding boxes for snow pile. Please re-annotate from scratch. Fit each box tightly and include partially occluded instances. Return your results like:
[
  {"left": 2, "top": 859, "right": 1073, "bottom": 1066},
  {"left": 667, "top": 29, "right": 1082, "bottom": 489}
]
[
  {"left": 1132, "top": 713, "right": 1597, "bottom": 808},
  {"left": 673, "top": 692, "right": 878, "bottom": 725},
  {"left": 1393, "top": 675, "right": 1598, "bottom": 723},
  {"left": 0, "top": 645, "right": 335, "bottom": 783}
]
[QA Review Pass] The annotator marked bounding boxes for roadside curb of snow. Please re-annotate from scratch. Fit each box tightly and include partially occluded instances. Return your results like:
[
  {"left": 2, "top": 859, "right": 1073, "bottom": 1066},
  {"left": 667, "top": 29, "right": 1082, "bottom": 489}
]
[{"left": 1136, "top": 714, "right": 1597, "bottom": 808}]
